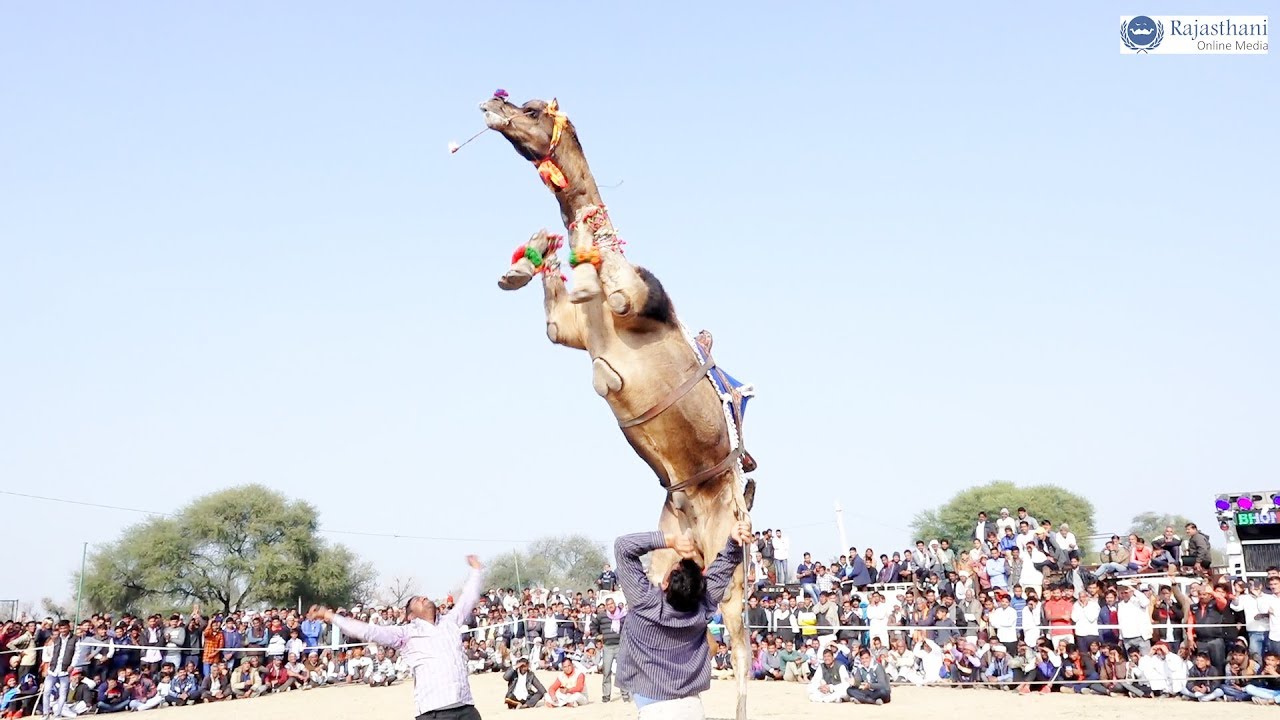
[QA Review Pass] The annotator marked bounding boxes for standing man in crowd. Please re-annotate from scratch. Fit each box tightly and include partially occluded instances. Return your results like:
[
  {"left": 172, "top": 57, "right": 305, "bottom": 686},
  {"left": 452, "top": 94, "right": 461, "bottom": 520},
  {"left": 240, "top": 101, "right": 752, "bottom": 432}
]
[
  {"left": 42, "top": 620, "right": 76, "bottom": 718},
  {"left": 597, "top": 564, "right": 618, "bottom": 593},
  {"left": 308, "top": 554, "right": 485, "bottom": 720},
  {"left": 757, "top": 530, "right": 776, "bottom": 582},
  {"left": 615, "top": 520, "right": 752, "bottom": 719},
  {"left": 596, "top": 596, "right": 629, "bottom": 703},
  {"left": 773, "top": 530, "right": 791, "bottom": 583}
]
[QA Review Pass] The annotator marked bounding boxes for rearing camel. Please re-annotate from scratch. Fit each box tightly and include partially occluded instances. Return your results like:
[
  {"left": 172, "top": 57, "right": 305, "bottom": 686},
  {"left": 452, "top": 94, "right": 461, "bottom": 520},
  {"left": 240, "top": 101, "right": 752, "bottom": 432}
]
[{"left": 478, "top": 92, "right": 756, "bottom": 719}]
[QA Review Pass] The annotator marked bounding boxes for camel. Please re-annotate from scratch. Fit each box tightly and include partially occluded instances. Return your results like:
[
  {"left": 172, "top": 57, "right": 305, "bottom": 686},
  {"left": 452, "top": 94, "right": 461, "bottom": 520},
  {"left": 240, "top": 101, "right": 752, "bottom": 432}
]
[{"left": 478, "top": 92, "right": 757, "bottom": 720}]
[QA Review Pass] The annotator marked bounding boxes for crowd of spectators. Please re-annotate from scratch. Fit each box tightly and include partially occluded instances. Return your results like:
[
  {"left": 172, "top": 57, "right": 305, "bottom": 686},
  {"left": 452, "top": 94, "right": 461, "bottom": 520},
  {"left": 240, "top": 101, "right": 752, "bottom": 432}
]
[
  {"left": 732, "top": 510, "right": 1280, "bottom": 705},
  {"left": 2, "top": 507, "right": 1263, "bottom": 716},
  {"left": 0, "top": 573, "right": 640, "bottom": 717},
  {"left": 0, "top": 603, "right": 425, "bottom": 718}
]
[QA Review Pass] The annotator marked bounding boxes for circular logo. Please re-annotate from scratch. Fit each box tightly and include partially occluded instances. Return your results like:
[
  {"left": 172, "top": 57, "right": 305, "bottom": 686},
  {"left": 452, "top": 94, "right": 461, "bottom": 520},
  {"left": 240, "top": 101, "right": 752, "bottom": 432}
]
[
  {"left": 1121, "top": 16, "right": 1164, "bottom": 52},
  {"left": 1126, "top": 16, "right": 1158, "bottom": 45}
]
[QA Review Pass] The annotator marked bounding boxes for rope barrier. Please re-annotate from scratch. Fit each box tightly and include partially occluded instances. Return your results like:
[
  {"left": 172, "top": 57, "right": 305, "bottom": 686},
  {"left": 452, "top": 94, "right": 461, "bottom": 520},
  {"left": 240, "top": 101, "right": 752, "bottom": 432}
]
[
  {"left": 720, "top": 621, "right": 1241, "bottom": 632},
  {"left": 884, "top": 672, "right": 1257, "bottom": 687},
  {"left": 2, "top": 618, "right": 1241, "bottom": 659}
]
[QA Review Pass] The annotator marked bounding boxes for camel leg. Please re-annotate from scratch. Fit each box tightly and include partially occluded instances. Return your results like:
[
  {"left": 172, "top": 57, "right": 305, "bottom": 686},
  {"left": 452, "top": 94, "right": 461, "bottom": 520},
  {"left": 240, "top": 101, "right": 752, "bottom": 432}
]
[
  {"left": 721, "top": 570, "right": 749, "bottom": 720},
  {"left": 692, "top": 489, "right": 750, "bottom": 720},
  {"left": 566, "top": 223, "right": 604, "bottom": 305},
  {"left": 650, "top": 502, "right": 689, "bottom": 585},
  {"left": 541, "top": 250, "right": 588, "bottom": 351},
  {"left": 569, "top": 206, "right": 653, "bottom": 323},
  {"left": 660, "top": 491, "right": 750, "bottom": 720},
  {"left": 498, "top": 229, "right": 553, "bottom": 292}
]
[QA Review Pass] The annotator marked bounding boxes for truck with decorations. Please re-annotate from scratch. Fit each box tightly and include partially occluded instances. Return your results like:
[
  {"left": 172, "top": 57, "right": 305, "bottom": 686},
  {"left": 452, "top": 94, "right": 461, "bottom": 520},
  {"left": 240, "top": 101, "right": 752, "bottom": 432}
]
[{"left": 1215, "top": 491, "right": 1280, "bottom": 578}]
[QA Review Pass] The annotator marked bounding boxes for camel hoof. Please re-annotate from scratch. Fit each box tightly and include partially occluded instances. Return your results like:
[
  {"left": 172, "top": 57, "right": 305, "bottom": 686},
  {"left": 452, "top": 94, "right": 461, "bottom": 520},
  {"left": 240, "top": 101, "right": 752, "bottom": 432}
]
[
  {"left": 499, "top": 258, "right": 538, "bottom": 291},
  {"left": 569, "top": 263, "right": 602, "bottom": 303},
  {"left": 498, "top": 268, "right": 534, "bottom": 291},
  {"left": 743, "top": 477, "right": 756, "bottom": 511},
  {"left": 569, "top": 286, "right": 600, "bottom": 304}
]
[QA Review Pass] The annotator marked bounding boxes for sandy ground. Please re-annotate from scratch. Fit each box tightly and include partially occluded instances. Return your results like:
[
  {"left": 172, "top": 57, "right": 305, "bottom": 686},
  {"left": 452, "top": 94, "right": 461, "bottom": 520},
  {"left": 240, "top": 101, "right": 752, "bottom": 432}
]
[{"left": 136, "top": 673, "right": 1276, "bottom": 720}]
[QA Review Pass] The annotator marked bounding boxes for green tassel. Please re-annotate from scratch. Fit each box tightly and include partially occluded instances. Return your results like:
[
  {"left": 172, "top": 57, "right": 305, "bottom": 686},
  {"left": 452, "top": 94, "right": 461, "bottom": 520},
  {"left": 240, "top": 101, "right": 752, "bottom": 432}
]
[
  {"left": 568, "top": 248, "right": 580, "bottom": 267},
  {"left": 523, "top": 246, "right": 544, "bottom": 268}
]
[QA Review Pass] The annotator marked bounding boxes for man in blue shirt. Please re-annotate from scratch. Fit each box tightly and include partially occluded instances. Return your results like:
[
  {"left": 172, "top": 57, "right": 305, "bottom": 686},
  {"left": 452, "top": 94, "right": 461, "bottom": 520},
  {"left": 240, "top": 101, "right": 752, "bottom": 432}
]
[
  {"left": 614, "top": 521, "right": 751, "bottom": 720},
  {"left": 300, "top": 615, "right": 324, "bottom": 649}
]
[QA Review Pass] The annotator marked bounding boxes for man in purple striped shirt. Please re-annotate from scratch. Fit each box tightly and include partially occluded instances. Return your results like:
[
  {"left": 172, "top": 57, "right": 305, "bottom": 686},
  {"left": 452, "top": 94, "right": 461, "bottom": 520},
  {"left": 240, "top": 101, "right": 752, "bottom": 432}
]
[
  {"left": 308, "top": 555, "right": 485, "bottom": 720},
  {"left": 615, "top": 521, "right": 752, "bottom": 720}
]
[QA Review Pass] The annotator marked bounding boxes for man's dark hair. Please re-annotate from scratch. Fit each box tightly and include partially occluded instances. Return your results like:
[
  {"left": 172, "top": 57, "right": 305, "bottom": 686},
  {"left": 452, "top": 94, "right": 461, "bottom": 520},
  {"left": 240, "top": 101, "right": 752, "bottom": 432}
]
[{"left": 665, "top": 559, "right": 706, "bottom": 613}]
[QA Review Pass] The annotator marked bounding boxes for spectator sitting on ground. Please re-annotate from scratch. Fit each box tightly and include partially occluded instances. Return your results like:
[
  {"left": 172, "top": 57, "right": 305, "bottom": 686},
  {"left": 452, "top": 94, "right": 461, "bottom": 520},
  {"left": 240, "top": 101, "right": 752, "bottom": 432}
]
[
  {"left": 779, "top": 639, "right": 809, "bottom": 683},
  {"left": 367, "top": 649, "right": 396, "bottom": 687},
  {"left": 347, "top": 646, "right": 372, "bottom": 682},
  {"left": 544, "top": 658, "right": 588, "bottom": 708},
  {"left": 164, "top": 666, "right": 200, "bottom": 706},
  {"left": 285, "top": 651, "right": 309, "bottom": 689},
  {"left": 504, "top": 657, "right": 546, "bottom": 709},
  {"left": 712, "top": 642, "right": 734, "bottom": 681},
  {"left": 200, "top": 662, "right": 231, "bottom": 702},
  {"left": 232, "top": 656, "right": 266, "bottom": 698},
  {"left": 846, "top": 647, "right": 891, "bottom": 705},
  {"left": 262, "top": 656, "right": 293, "bottom": 693},
  {"left": 808, "top": 648, "right": 848, "bottom": 703}
]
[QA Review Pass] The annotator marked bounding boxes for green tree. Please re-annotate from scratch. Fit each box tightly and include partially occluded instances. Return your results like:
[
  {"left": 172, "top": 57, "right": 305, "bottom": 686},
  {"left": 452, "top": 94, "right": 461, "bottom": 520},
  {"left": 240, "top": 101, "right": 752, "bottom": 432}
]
[
  {"left": 1128, "top": 512, "right": 1193, "bottom": 540},
  {"left": 78, "top": 485, "right": 374, "bottom": 614},
  {"left": 910, "top": 480, "right": 1098, "bottom": 552},
  {"left": 485, "top": 535, "right": 608, "bottom": 592}
]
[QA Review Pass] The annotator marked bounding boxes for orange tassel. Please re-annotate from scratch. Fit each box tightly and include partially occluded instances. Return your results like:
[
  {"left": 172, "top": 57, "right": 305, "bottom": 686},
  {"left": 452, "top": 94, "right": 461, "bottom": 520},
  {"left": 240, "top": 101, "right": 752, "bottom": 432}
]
[{"left": 537, "top": 159, "right": 568, "bottom": 189}]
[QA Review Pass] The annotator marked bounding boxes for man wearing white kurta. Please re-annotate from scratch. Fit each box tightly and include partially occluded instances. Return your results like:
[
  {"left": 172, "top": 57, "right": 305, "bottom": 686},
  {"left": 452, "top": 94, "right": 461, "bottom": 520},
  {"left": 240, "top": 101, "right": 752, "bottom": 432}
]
[
  {"left": 308, "top": 555, "right": 485, "bottom": 720},
  {"left": 807, "top": 649, "right": 848, "bottom": 703}
]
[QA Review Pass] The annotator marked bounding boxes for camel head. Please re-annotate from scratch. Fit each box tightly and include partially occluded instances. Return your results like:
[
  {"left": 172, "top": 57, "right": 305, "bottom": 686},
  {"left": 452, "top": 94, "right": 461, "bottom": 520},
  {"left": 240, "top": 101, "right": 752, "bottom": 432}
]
[
  {"left": 479, "top": 92, "right": 601, "bottom": 217},
  {"left": 480, "top": 94, "right": 571, "bottom": 163}
]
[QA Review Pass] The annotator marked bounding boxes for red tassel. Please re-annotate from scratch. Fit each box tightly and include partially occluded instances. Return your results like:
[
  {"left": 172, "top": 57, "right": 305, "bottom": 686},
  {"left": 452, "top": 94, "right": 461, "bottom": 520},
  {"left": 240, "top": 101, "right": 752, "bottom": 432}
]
[{"left": 510, "top": 244, "right": 527, "bottom": 265}]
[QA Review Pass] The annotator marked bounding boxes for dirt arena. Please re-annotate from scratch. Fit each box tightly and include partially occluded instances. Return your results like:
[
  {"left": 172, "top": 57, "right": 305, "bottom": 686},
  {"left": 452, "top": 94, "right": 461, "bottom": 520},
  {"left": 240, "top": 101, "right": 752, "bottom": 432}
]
[{"left": 133, "top": 673, "right": 1273, "bottom": 720}]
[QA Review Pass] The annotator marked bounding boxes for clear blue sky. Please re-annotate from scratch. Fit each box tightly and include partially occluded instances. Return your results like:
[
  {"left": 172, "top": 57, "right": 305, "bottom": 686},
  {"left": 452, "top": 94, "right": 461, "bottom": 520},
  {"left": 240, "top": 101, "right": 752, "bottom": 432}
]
[{"left": 2, "top": 2, "right": 1276, "bottom": 607}]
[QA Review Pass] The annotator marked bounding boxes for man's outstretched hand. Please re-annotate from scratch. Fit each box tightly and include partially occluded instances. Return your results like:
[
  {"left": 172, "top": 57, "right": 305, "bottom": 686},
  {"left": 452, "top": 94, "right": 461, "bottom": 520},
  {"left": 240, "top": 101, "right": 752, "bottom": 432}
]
[
  {"left": 307, "top": 604, "right": 335, "bottom": 623},
  {"left": 467, "top": 555, "right": 484, "bottom": 570}
]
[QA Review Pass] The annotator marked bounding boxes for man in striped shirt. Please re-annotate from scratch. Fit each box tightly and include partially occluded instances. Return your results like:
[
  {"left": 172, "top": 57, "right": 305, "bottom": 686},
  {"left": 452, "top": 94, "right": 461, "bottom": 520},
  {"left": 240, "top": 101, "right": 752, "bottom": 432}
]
[
  {"left": 308, "top": 555, "right": 485, "bottom": 720},
  {"left": 615, "top": 521, "right": 752, "bottom": 720}
]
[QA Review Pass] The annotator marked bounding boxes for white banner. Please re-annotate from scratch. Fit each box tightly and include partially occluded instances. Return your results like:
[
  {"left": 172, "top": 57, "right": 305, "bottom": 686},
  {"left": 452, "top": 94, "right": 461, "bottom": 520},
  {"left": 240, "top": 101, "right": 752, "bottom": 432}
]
[{"left": 1119, "top": 15, "right": 1269, "bottom": 54}]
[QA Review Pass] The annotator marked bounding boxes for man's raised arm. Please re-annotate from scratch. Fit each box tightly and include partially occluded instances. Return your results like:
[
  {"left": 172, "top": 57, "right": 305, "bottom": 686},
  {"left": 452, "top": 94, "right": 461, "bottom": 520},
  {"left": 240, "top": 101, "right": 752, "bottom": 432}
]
[
  {"left": 444, "top": 556, "right": 487, "bottom": 626},
  {"left": 614, "top": 532, "right": 667, "bottom": 609},
  {"left": 314, "top": 608, "right": 408, "bottom": 650},
  {"left": 704, "top": 521, "right": 753, "bottom": 608}
]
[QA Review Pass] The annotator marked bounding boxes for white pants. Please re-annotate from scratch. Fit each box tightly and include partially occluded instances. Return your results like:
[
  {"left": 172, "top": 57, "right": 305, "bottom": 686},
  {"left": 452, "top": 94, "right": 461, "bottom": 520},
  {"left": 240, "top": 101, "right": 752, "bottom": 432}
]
[
  {"left": 59, "top": 700, "right": 91, "bottom": 717},
  {"left": 638, "top": 696, "right": 704, "bottom": 720},
  {"left": 809, "top": 687, "right": 846, "bottom": 704},
  {"left": 546, "top": 691, "right": 588, "bottom": 707},
  {"left": 130, "top": 695, "right": 164, "bottom": 711}
]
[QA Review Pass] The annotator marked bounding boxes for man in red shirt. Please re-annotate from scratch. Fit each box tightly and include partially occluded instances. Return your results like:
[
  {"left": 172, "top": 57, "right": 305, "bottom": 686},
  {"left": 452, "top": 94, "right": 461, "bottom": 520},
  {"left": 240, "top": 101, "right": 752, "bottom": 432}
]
[
  {"left": 1043, "top": 586, "right": 1076, "bottom": 644},
  {"left": 263, "top": 657, "right": 295, "bottom": 693}
]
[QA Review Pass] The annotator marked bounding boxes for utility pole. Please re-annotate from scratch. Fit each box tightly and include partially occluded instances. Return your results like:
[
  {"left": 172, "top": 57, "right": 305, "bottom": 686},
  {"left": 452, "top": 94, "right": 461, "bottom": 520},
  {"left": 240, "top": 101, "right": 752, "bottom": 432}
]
[
  {"left": 75, "top": 542, "right": 87, "bottom": 623},
  {"left": 834, "top": 501, "right": 849, "bottom": 555},
  {"left": 514, "top": 551, "right": 522, "bottom": 590}
]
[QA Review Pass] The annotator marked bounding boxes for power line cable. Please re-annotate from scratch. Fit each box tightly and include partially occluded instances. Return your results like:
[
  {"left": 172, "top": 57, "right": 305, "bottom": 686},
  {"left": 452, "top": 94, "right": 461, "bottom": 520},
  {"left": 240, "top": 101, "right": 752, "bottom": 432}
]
[{"left": 0, "top": 489, "right": 532, "bottom": 544}]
